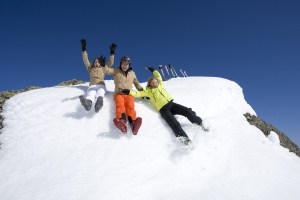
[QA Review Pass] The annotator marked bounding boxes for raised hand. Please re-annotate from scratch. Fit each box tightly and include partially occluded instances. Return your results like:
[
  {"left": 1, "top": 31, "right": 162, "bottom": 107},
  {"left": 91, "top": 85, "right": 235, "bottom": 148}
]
[
  {"left": 145, "top": 66, "right": 155, "bottom": 72},
  {"left": 109, "top": 43, "right": 117, "bottom": 55},
  {"left": 80, "top": 39, "right": 86, "bottom": 52},
  {"left": 98, "top": 55, "right": 106, "bottom": 67}
]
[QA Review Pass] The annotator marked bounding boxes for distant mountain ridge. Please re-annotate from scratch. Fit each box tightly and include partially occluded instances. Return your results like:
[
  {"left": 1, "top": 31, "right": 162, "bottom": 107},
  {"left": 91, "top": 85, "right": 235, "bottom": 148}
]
[{"left": 0, "top": 79, "right": 299, "bottom": 158}]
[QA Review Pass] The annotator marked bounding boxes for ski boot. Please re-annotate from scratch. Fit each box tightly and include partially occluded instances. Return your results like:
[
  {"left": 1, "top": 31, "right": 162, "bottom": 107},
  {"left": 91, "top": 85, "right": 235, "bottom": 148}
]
[
  {"left": 79, "top": 95, "right": 92, "bottom": 111},
  {"left": 95, "top": 96, "right": 103, "bottom": 113},
  {"left": 113, "top": 118, "right": 127, "bottom": 133},
  {"left": 200, "top": 123, "right": 210, "bottom": 132},
  {"left": 130, "top": 117, "right": 142, "bottom": 135},
  {"left": 183, "top": 138, "right": 192, "bottom": 145}
]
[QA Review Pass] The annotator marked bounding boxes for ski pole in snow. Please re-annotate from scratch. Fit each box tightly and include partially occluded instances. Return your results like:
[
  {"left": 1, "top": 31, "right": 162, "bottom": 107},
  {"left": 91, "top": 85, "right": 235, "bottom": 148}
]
[
  {"left": 168, "top": 65, "right": 176, "bottom": 77},
  {"left": 158, "top": 65, "right": 167, "bottom": 81},
  {"left": 180, "top": 69, "right": 186, "bottom": 77},
  {"left": 184, "top": 71, "right": 188, "bottom": 77},
  {"left": 165, "top": 65, "right": 171, "bottom": 78},
  {"left": 168, "top": 64, "right": 179, "bottom": 77}
]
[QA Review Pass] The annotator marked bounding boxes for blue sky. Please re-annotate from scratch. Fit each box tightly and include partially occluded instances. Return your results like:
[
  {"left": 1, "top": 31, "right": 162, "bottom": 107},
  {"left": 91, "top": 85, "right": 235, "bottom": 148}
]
[{"left": 1, "top": 0, "right": 300, "bottom": 146}]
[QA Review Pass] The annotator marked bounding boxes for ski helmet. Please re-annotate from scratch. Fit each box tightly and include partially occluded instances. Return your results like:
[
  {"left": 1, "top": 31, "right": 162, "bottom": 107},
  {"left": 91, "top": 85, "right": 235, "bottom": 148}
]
[{"left": 120, "top": 56, "right": 131, "bottom": 66}]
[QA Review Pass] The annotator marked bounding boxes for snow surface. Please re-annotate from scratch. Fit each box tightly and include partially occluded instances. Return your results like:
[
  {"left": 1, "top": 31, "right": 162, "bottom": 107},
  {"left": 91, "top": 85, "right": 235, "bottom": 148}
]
[{"left": 1, "top": 77, "right": 300, "bottom": 200}]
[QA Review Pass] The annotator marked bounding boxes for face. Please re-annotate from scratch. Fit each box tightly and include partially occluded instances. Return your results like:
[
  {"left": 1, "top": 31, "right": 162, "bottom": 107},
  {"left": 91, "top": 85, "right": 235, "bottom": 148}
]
[
  {"left": 150, "top": 79, "right": 159, "bottom": 88},
  {"left": 93, "top": 59, "right": 100, "bottom": 68},
  {"left": 121, "top": 59, "right": 130, "bottom": 71}
]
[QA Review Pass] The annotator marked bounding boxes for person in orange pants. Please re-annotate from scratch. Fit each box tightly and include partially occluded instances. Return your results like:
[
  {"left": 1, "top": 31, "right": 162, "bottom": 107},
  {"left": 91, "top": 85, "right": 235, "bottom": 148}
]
[
  {"left": 114, "top": 95, "right": 136, "bottom": 121},
  {"left": 104, "top": 56, "right": 144, "bottom": 134}
]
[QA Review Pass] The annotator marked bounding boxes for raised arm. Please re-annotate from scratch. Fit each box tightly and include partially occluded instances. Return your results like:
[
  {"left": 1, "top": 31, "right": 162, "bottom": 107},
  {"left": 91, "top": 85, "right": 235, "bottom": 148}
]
[
  {"left": 107, "top": 43, "right": 117, "bottom": 68},
  {"left": 146, "top": 66, "right": 163, "bottom": 86},
  {"left": 81, "top": 39, "right": 92, "bottom": 72}
]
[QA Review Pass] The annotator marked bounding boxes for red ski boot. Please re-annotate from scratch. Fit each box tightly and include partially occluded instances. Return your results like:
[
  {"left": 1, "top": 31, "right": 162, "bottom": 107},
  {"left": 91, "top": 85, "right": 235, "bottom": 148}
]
[
  {"left": 130, "top": 117, "right": 142, "bottom": 135},
  {"left": 113, "top": 118, "right": 127, "bottom": 133}
]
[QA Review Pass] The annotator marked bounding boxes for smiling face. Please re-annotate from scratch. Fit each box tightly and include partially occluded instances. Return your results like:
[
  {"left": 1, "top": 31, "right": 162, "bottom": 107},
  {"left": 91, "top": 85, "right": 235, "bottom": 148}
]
[
  {"left": 150, "top": 79, "right": 159, "bottom": 88},
  {"left": 93, "top": 59, "right": 100, "bottom": 68},
  {"left": 147, "top": 77, "right": 159, "bottom": 88},
  {"left": 121, "top": 59, "right": 130, "bottom": 71}
]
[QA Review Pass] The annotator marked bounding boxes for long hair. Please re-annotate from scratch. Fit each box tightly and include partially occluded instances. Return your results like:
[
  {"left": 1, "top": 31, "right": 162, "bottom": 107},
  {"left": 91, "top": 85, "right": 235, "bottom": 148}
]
[
  {"left": 92, "top": 58, "right": 99, "bottom": 68},
  {"left": 146, "top": 76, "right": 160, "bottom": 88}
]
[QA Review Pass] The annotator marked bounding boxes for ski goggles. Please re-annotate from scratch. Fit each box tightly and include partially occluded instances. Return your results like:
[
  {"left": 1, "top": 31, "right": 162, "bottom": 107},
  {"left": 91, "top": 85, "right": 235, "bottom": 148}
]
[{"left": 121, "top": 56, "right": 130, "bottom": 63}]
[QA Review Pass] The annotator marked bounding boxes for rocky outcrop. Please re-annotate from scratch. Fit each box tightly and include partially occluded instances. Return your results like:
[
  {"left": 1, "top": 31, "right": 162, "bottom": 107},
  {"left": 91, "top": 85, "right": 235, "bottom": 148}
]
[
  {"left": 244, "top": 113, "right": 300, "bottom": 157},
  {"left": 56, "top": 79, "right": 86, "bottom": 86},
  {"left": 0, "top": 79, "right": 85, "bottom": 130}
]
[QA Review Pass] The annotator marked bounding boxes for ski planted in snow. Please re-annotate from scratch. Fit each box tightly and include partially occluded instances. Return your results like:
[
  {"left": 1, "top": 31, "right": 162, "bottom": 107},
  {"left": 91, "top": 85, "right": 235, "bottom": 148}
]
[
  {"left": 168, "top": 64, "right": 179, "bottom": 78},
  {"left": 158, "top": 65, "right": 167, "bottom": 81},
  {"left": 164, "top": 65, "right": 171, "bottom": 79}
]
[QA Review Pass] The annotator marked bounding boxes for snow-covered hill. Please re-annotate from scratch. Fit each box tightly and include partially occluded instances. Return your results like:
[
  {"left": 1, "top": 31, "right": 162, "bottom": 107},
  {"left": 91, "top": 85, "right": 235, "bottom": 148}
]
[{"left": 1, "top": 77, "right": 300, "bottom": 200}]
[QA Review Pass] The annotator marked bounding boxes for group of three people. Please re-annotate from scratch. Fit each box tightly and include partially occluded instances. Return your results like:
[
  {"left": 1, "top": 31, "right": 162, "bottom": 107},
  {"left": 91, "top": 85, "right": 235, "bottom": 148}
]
[{"left": 79, "top": 39, "right": 209, "bottom": 145}]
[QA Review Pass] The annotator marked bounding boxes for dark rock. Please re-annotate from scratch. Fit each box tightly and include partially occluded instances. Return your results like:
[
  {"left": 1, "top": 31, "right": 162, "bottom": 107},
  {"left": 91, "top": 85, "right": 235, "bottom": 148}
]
[
  {"left": 56, "top": 79, "right": 86, "bottom": 86},
  {"left": 244, "top": 113, "right": 300, "bottom": 157}
]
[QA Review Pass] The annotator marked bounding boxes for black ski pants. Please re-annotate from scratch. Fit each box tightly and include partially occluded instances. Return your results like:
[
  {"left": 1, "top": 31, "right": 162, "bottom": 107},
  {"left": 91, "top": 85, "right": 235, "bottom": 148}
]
[{"left": 159, "top": 101, "right": 202, "bottom": 138}]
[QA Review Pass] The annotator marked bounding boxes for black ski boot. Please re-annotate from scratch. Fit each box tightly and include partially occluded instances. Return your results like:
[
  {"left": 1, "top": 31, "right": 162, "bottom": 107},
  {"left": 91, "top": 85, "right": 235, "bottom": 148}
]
[
  {"left": 79, "top": 95, "right": 92, "bottom": 111},
  {"left": 95, "top": 96, "right": 103, "bottom": 113}
]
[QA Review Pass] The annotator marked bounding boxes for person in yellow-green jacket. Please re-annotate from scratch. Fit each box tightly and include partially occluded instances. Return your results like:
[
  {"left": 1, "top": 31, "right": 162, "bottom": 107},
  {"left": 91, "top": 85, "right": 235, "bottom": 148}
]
[{"left": 121, "top": 66, "right": 209, "bottom": 145}]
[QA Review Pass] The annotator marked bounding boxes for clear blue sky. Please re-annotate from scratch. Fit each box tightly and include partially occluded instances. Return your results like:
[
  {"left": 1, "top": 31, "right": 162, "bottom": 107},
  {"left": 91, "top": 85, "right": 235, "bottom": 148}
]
[{"left": 1, "top": 0, "right": 300, "bottom": 146}]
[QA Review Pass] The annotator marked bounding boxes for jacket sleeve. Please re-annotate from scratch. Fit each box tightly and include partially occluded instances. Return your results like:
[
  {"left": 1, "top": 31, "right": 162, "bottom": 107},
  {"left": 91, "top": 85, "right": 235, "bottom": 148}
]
[
  {"left": 133, "top": 75, "right": 144, "bottom": 91},
  {"left": 106, "top": 54, "right": 114, "bottom": 68},
  {"left": 129, "top": 90, "right": 149, "bottom": 98},
  {"left": 82, "top": 51, "right": 92, "bottom": 72},
  {"left": 153, "top": 70, "right": 163, "bottom": 86},
  {"left": 103, "top": 65, "right": 115, "bottom": 75}
]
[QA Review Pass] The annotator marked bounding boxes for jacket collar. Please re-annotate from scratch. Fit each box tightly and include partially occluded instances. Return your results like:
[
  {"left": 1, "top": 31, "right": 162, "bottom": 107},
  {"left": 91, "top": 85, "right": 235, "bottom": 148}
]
[{"left": 119, "top": 66, "right": 132, "bottom": 75}]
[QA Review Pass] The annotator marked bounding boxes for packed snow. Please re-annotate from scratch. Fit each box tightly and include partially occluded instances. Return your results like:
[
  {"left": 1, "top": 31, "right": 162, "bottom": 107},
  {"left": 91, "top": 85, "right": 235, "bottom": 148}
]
[{"left": 1, "top": 76, "right": 300, "bottom": 200}]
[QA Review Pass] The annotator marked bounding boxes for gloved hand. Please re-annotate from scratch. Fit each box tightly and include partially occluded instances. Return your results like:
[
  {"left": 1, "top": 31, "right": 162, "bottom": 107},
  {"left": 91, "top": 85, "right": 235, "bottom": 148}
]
[
  {"left": 98, "top": 55, "right": 106, "bottom": 67},
  {"left": 145, "top": 66, "right": 155, "bottom": 72},
  {"left": 122, "top": 89, "right": 130, "bottom": 95},
  {"left": 80, "top": 39, "right": 86, "bottom": 52},
  {"left": 109, "top": 43, "right": 117, "bottom": 55}
]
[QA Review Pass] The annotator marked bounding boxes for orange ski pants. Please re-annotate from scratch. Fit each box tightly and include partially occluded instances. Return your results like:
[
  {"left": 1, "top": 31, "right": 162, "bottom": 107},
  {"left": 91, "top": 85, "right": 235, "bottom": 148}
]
[{"left": 114, "top": 94, "right": 136, "bottom": 120}]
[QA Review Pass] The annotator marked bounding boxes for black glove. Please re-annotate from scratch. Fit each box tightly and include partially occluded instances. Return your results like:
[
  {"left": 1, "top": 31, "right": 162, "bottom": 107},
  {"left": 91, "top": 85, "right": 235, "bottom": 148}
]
[
  {"left": 98, "top": 55, "right": 106, "bottom": 67},
  {"left": 109, "top": 43, "right": 117, "bottom": 55},
  {"left": 80, "top": 39, "right": 86, "bottom": 52},
  {"left": 145, "top": 66, "right": 155, "bottom": 72},
  {"left": 122, "top": 89, "right": 130, "bottom": 95}
]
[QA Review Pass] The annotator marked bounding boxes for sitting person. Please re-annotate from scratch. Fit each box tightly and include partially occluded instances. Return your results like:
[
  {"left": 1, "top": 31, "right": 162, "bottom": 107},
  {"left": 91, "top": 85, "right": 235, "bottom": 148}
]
[
  {"left": 121, "top": 66, "right": 209, "bottom": 145},
  {"left": 79, "top": 39, "right": 117, "bottom": 113},
  {"left": 103, "top": 56, "right": 143, "bottom": 135}
]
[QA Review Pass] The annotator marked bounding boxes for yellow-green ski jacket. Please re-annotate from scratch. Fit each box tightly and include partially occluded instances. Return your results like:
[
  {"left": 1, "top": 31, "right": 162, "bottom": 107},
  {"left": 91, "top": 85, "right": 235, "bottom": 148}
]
[{"left": 129, "top": 70, "right": 173, "bottom": 111}]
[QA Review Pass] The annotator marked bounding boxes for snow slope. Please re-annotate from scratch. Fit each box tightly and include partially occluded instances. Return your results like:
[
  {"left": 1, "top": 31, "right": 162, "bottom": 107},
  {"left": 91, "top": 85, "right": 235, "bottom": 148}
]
[{"left": 1, "top": 77, "right": 300, "bottom": 200}]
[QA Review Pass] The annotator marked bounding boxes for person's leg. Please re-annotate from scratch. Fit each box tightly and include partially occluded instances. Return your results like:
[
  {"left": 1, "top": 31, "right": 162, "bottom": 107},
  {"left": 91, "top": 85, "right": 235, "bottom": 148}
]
[
  {"left": 95, "top": 85, "right": 106, "bottom": 99},
  {"left": 114, "top": 95, "right": 126, "bottom": 119},
  {"left": 125, "top": 96, "right": 142, "bottom": 135},
  {"left": 170, "top": 102, "right": 202, "bottom": 125},
  {"left": 79, "top": 85, "right": 94, "bottom": 111},
  {"left": 125, "top": 95, "right": 137, "bottom": 121},
  {"left": 86, "top": 85, "right": 97, "bottom": 103},
  {"left": 94, "top": 85, "right": 106, "bottom": 112},
  {"left": 159, "top": 107, "right": 188, "bottom": 138},
  {"left": 113, "top": 95, "right": 127, "bottom": 133}
]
